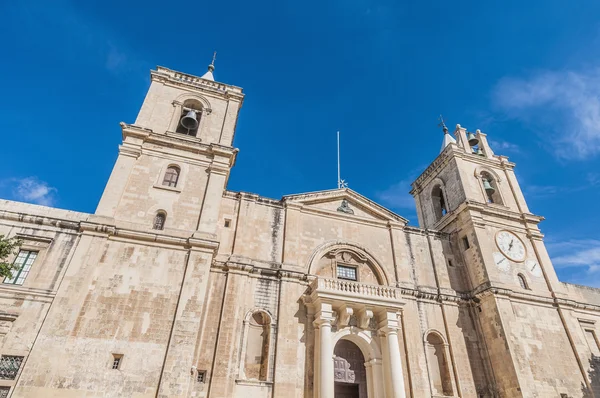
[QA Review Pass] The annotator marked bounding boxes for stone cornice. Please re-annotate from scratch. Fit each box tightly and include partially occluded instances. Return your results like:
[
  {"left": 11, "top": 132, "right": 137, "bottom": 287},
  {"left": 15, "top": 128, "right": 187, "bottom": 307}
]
[
  {"left": 120, "top": 123, "right": 238, "bottom": 166},
  {"left": 0, "top": 285, "right": 55, "bottom": 302},
  {"left": 0, "top": 208, "right": 82, "bottom": 231},
  {"left": 151, "top": 66, "right": 244, "bottom": 103},
  {"left": 437, "top": 200, "right": 545, "bottom": 233}
]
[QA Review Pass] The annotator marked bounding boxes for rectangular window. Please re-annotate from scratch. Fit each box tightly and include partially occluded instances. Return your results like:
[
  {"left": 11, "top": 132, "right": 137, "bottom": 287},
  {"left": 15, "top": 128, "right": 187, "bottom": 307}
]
[
  {"left": 337, "top": 265, "right": 357, "bottom": 281},
  {"left": 197, "top": 370, "right": 206, "bottom": 383},
  {"left": 4, "top": 250, "right": 37, "bottom": 285},
  {"left": 462, "top": 236, "right": 470, "bottom": 250},
  {"left": 0, "top": 387, "right": 9, "bottom": 398},
  {"left": 0, "top": 355, "right": 24, "bottom": 380},
  {"left": 112, "top": 354, "right": 123, "bottom": 370},
  {"left": 224, "top": 219, "right": 231, "bottom": 228},
  {"left": 585, "top": 329, "right": 600, "bottom": 356}
]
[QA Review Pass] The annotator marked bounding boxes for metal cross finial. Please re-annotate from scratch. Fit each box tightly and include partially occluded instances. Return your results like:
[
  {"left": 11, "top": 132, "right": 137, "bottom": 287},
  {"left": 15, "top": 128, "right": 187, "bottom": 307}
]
[
  {"left": 438, "top": 115, "right": 449, "bottom": 134},
  {"left": 337, "top": 131, "right": 349, "bottom": 189},
  {"left": 211, "top": 51, "right": 217, "bottom": 66}
]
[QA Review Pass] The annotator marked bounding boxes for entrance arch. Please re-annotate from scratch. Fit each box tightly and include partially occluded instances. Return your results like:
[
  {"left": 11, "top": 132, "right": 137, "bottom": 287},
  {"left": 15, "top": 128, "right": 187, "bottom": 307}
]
[{"left": 334, "top": 339, "right": 367, "bottom": 398}]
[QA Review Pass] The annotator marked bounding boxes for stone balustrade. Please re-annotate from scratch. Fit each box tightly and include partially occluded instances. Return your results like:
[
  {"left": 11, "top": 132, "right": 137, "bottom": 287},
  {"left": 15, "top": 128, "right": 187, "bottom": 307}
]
[{"left": 310, "top": 277, "right": 402, "bottom": 303}]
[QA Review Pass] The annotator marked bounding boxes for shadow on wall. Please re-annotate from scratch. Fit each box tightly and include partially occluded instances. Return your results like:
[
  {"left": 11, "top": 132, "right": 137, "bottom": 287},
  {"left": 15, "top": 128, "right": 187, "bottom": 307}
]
[{"left": 582, "top": 355, "right": 600, "bottom": 398}]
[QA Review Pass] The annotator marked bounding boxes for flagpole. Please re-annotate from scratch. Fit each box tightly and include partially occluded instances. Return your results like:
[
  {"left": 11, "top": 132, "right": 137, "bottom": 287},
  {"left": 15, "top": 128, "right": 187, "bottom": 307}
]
[{"left": 337, "top": 131, "right": 341, "bottom": 189}]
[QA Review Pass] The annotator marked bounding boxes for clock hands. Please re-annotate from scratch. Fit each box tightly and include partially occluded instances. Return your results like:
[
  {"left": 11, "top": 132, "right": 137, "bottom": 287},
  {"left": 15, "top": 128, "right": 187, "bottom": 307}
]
[{"left": 508, "top": 239, "right": 514, "bottom": 251}]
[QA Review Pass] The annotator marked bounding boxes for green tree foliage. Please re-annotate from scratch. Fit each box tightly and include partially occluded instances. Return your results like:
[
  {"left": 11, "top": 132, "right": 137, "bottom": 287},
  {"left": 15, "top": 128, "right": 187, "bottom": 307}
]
[{"left": 0, "top": 235, "right": 22, "bottom": 279}]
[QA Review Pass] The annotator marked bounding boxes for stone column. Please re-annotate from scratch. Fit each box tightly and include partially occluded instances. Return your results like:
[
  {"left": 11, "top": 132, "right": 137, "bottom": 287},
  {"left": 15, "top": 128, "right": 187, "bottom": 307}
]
[
  {"left": 379, "top": 311, "right": 406, "bottom": 398},
  {"left": 313, "top": 302, "right": 335, "bottom": 398}
]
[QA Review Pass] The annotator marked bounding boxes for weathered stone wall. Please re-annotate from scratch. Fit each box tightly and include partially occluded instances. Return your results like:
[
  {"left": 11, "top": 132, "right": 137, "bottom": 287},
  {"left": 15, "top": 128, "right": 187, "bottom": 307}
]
[{"left": 12, "top": 231, "right": 190, "bottom": 397}]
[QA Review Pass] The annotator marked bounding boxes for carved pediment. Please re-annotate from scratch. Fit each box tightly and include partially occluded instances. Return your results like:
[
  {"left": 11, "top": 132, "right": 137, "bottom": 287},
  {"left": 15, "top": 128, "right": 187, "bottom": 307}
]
[{"left": 283, "top": 189, "right": 408, "bottom": 225}]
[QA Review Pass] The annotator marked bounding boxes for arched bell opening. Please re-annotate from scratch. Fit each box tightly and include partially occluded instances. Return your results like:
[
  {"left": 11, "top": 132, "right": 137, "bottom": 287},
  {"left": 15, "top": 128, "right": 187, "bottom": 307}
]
[
  {"left": 176, "top": 99, "right": 202, "bottom": 136},
  {"left": 431, "top": 184, "right": 448, "bottom": 222},
  {"left": 334, "top": 339, "right": 367, "bottom": 398}
]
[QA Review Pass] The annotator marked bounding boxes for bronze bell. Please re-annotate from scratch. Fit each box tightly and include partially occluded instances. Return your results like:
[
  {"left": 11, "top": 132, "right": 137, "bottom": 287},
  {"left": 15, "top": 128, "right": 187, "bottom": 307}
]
[
  {"left": 467, "top": 132, "right": 479, "bottom": 146},
  {"left": 476, "top": 147, "right": 485, "bottom": 156},
  {"left": 180, "top": 110, "right": 199, "bottom": 130},
  {"left": 482, "top": 178, "right": 495, "bottom": 194}
]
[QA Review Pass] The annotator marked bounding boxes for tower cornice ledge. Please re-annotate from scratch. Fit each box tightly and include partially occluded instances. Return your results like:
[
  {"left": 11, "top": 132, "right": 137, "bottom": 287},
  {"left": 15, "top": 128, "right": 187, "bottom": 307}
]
[
  {"left": 151, "top": 66, "right": 244, "bottom": 103},
  {"left": 120, "top": 123, "right": 238, "bottom": 164}
]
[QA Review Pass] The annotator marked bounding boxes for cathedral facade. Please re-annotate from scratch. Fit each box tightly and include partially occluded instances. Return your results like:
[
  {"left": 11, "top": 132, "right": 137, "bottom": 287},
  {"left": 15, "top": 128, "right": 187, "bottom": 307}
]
[{"left": 0, "top": 64, "right": 599, "bottom": 398}]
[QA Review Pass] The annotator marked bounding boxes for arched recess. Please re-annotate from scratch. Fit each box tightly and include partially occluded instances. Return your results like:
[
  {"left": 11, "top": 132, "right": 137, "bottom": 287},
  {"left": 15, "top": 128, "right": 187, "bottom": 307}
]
[
  {"left": 430, "top": 177, "right": 450, "bottom": 222},
  {"left": 332, "top": 328, "right": 382, "bottom": 398},
  {"left": 332, "top": 327, "right": 382, "bottom": 361},
  {"left": 424, "top": 330, "right": 453, "bottom": 396},
  {"left": 238, "top": 309, "right": 275, "bottom": 382},
  {"left": 307, "top": 241, "right": 391, "bottom": 286}
]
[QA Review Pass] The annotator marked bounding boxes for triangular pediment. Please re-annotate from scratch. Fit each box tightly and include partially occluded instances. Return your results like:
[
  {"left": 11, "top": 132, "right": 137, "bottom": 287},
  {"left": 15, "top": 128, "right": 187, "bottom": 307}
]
[{"left": 282, "top": 188, "right": 408, "bottom": 225}]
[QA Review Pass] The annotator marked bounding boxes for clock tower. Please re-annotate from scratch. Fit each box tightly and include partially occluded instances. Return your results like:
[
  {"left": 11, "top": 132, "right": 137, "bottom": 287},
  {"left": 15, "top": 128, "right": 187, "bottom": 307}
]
[{"left": 410, "top": 123, "right": 586, "bottom": 397}]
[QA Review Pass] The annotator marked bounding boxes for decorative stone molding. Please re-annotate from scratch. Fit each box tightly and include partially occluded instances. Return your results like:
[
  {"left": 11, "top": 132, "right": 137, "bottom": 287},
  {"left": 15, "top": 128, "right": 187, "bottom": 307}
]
[{"left": 337, "top": 305, "right": 354, "bottom": 327}]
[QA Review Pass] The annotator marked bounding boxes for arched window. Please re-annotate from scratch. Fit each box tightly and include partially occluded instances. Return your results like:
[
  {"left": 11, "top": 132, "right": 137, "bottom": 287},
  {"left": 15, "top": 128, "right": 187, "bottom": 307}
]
[
  {"left": 162, "top": 166, "right": 180, "bottom": 188},
  {"left": 425, "top": 332, "right": 453, "bottom": 396},
  {"left": 153, "top": 212, "right": 166, "bottom": 230},
  {"left": 517, "top": 273, "right": 529, "bottom": 290},
  {"left": 431, "top": 185, "right": 448, "bottom": 221},
  {"left": 242, "top": 311, "right": 270, "bottom": 381},
  {"left": 480, "top": 171, "right": 503, "bottom": 205},
  {"left": 176, "top": 100, "right": 202, "bottom": 136}
]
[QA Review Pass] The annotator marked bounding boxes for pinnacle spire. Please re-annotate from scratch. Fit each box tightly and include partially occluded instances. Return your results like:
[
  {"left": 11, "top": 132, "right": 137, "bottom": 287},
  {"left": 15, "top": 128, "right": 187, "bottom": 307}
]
[
  {"left": 438, "top": 115, "right": 456, "bottom": 153},
  {"left": 201, "top": 51, "right": 217, "bottom": 81}
]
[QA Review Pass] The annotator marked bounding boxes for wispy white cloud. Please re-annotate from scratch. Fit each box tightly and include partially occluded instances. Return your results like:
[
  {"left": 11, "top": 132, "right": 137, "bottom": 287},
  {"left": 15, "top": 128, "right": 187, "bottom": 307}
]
[
  {"left": 523, "top": 172, "right": 600, "bottom": 198},
  {"left": 493, "top": 68, "right": 600, "bottom": 160},
  {"left": 376, "top": 178, "right": 416, "bottom": 211},
  {"left": 548, "top": 239, "right": 600, "bottom": 287},
  {"left": 12, "top": 177, "right": 57, "bottom": 206},
  {"left": 488, "top": 139, "right": 521, "bottom": 153}
]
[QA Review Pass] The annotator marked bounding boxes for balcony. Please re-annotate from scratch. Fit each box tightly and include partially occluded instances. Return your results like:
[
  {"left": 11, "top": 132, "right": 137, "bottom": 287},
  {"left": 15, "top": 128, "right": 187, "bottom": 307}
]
[{"left": 309, "top": 277, "right": 404, "bottom": 309}]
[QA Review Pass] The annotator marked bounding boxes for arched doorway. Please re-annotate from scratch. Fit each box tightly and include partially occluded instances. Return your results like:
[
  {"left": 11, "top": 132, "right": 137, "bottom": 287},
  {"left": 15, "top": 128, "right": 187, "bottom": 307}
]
[{"left": 334, "top": 339, "right": 367, "bottom": 398}]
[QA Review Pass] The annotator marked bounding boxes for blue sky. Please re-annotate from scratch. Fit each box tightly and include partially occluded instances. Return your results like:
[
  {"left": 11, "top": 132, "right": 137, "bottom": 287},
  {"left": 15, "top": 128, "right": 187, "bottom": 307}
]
[{"left": 1, "top": 0, "right": 599, "bottom": 286}]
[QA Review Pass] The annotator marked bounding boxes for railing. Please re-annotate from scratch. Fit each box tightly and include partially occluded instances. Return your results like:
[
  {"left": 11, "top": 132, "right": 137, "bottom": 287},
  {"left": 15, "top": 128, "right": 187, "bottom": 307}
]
[{"left": 311, "top": 277, "right": 400, "bottom": 300}]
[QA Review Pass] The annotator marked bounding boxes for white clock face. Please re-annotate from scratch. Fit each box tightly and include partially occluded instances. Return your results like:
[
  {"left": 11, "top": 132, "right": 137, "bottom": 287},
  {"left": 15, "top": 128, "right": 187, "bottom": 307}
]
[
  {"left": 493, "top": 252, "right": 510, "bottom": 272},
  {"left": 495, "top": 231, "right": 526, "bottom": 262},
  {"left": 526, "top": 259, "right": 542, "bottom": 277}
]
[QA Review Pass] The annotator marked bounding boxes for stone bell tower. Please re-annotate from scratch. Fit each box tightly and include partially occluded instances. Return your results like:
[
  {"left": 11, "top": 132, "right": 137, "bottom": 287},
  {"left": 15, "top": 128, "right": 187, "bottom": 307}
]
[
  {"left": 95, "top": 57, "right": 244, "bottom": 239},
  {"left": 410, "top": 121, "right": 587, "bottom": 397}
]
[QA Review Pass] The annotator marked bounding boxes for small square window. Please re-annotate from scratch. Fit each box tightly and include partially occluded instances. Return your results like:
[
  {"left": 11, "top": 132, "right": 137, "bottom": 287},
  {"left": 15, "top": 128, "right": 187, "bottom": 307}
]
[
  {"left": 462, "top": 236, "right": 470, "bottom": 250},
  {"left": 224, "top": 219, "right": 231, "bottom": 228},
  {"left": 0, "top": 355, "right": 24, "bottom": 380},
  {"left": 337, "top": 265, "right": 357, "bottom": 281},
  {"left": 197, "top": 370, "right": 207, "bottom": 383},
  {"left": 0, "top": 387, "right": 9, "bottom": 398},
  {"left": 448, "top": 259, "right": 454, "bottom": 267},
  {"left": 112, "top": 354, "right": 123, "bottom": 370}
]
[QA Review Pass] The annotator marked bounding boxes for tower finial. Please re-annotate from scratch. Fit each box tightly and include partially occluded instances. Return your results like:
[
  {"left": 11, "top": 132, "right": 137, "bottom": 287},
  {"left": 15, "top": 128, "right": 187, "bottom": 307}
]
[
  {"left": 439, "top": 115, "right": 456, "bottom": 153},
  {"left": 208, "top": 51, "right": 216, "bottom": 72},
  {"left": 438, "top": 115, "right": 449, "bottom": 134},
  {"left": 201, "top": 51, "right": 216, "bottom": 81}
]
